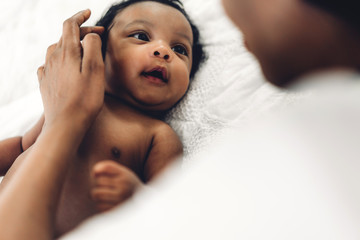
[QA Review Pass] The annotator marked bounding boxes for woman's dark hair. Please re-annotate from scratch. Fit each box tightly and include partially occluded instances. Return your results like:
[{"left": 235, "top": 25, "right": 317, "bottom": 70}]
[
  {"left": 96, "top": 0, "right": 206, "bottom": 79},
  {"left": 304, "top": 0, "right": 360, "bottom": 32}
]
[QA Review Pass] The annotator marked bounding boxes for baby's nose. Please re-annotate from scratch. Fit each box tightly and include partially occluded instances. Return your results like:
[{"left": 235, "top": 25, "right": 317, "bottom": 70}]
[
  {"left": 152, "top": 45, "right": 172, "bottom": 61},
  {"left": 154, "top": 50, "right": 169, "bottom": 60}
]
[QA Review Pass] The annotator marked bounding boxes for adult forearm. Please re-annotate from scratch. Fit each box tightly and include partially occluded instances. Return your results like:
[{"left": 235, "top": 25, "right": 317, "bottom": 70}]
[
  {"left": 0, "top": 9, "right": 105, "bottom": 239},
  {"left": 0, "top": 121, "right": 86, "bottom": 240}
]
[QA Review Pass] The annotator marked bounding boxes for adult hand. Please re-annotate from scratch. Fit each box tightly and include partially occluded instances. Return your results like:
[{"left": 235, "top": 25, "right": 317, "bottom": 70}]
[{"left": 37, "top": 9, "right": 105, "bottom": 131}]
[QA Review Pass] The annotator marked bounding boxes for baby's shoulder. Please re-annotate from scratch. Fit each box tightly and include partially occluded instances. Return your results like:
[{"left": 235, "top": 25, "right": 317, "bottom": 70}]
[
  {"left": 150, "top": 120, "right": 181, "bottom": 145},
  {"left": 150, "top": 119, "right": 175, "bottom": 134}
]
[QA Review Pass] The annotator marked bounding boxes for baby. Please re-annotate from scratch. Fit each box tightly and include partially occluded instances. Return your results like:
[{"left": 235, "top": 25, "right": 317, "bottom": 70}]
[{"left": 0, "top": 0, "right": 205, "bottom": 236}]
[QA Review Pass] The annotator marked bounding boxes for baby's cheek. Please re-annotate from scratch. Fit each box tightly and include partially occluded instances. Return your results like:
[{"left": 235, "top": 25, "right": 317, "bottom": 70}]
[
  {"left": 180, "top": 74, "right": 190, "bottom": 94},
  {"left": 177, "top": 65, "right": 191, "bottom": 88}
]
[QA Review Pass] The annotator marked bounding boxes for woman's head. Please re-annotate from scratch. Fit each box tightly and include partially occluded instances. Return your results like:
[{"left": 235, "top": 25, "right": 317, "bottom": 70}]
[{"left": 222, "top": 0, "right": 360, "bottom": 87}]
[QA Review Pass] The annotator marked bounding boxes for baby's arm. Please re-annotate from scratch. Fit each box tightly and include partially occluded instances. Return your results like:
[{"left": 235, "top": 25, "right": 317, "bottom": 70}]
[
  {"left": 0, "top": 115, "right": 44, "bottom": 175},
  {"left": 143, "top": 123, "right": 183, "bottom": 182}
]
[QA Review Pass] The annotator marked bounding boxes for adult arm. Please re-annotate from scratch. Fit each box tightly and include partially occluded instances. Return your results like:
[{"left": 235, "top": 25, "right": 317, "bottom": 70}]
[{"left": 0, "top": 9, "right": 104, "bottom": 240}]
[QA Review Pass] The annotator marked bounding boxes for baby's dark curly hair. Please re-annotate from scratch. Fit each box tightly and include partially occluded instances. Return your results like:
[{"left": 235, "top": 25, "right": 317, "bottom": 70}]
[{"left": 96, "top": 0, "right": 206, "bottom": 79}]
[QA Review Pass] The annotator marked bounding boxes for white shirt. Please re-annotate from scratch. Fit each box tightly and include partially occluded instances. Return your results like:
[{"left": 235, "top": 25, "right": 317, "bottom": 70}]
[{"left": 62, "top": 70, "right": 360, "bottom": 240}]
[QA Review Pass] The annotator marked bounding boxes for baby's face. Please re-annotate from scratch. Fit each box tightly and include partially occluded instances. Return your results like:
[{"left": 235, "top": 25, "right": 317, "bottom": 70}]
[{"left": 104, "top": 1, "right": 193, "bottom": 111}]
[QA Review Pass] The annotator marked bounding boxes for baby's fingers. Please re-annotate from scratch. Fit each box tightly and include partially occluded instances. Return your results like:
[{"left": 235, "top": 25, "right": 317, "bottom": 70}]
[
  {"left": 91, "top": 188, "right": 126, "bottom": 203},
  {"left": 91, "top": 187, "right": 134, "bottom": 212},
  {"left": 93, "top": 175, "right": 117, "bottom": 188},
  {"left": 95, "top": 203, "right": 115, "bottom": 212}
]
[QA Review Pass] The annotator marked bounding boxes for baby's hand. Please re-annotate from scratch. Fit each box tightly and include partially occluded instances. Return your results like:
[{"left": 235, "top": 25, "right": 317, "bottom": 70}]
[{"left": 91, "top": 160, "right": 143, "bottom": 212}]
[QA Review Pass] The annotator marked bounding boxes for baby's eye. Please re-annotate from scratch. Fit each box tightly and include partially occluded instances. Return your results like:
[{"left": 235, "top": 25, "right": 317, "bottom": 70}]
[
  {"left": 130, "top": 32, "right": 149, "bottom": 41},
  {"left": 172, "top": 45, "right": 188, "bottom": 56}
]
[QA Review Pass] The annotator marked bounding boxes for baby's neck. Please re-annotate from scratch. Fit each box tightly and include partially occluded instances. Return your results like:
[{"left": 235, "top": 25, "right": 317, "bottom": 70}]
[{"left": 104, "top": 93, "right": 166, "bottom": 120}]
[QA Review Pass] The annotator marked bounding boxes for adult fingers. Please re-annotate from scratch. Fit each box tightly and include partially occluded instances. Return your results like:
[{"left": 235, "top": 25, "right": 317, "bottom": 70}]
[
  {"left": 81, "top": 33, "right": 104, "bottom": 74},
  {"left": 45, "top": 43, "right": 57, "bottom": 64},
  {"left": 40, "top": 43, "right": 57, "bottom": 82},
  {"left": 61, "top": 9, "right": 91, "bottom": 50},
  {"left": 37, "top": 65, "right": 45, "bottom": 82},
  {"left": 80, "top": 26, "right": 105, "bottom": 40}
]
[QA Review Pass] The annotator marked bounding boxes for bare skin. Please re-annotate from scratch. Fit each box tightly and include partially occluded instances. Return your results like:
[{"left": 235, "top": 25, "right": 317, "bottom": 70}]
[
  {"left": 0, "top": 2, "right": 193, "bottom": 239},
  {"left": 0, "top": 10, "right": 105, "bottom": 239},
  {"left": 0, "top": 97, "right": 182, "bottom": 236}
]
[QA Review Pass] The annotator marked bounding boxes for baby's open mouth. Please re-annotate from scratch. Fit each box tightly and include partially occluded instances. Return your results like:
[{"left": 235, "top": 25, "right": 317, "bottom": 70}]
[{"left": 142, "top": 67, "right": 168, "bottom": 83}]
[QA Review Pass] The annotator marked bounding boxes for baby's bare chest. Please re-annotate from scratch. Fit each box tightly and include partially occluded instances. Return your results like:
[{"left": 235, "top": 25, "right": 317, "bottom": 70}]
[
  {"left": 78, "top": 113, "right": 154, "bottom": 176},
  {"left": 56, "top": 110, "right": 156, "bottom": 235}
]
